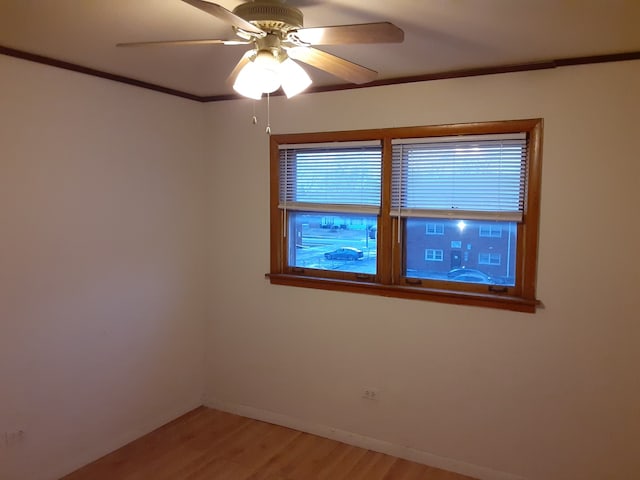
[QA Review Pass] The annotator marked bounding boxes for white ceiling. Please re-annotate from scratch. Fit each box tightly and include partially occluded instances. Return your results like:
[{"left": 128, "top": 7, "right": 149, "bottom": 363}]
[{"left": 1, "top": 0, "right": 639, "bottom": 99}]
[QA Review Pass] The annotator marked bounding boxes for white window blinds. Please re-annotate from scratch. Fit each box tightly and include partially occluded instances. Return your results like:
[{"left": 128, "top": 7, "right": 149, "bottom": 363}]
[
  {"left": 279, "top": 141, "right": 382, "bottom": 214},
  {"left": 391, "top": 133, "right": 527, "bottom": 221}
]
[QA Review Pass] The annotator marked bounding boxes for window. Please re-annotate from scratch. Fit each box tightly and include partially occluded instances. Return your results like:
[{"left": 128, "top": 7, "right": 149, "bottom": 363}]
[
  {"left": 479, "top": 225, "right": 503, "bottom": 238},
  {"left": 426, "top": 223, "right": 444, "bottom": 235},
  {"left": 269, "top": 119, "right": 543, "bottom": 312},
  {"left": 425, "top": 249, "right": 444, "bottom": 262},
  {"left": 478, "top": 253, "right": 502, "bottom": 265}
]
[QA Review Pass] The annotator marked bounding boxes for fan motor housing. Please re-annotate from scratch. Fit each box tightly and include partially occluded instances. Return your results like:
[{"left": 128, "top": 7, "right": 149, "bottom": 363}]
[{"left": 233, "top": 1, "right": 304, "bottom": 32}]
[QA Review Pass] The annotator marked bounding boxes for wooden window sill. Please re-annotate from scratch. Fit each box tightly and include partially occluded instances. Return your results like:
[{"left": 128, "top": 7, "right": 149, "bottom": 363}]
[{"left": 266, "top": 273, "right": 540, "bottom": 313}]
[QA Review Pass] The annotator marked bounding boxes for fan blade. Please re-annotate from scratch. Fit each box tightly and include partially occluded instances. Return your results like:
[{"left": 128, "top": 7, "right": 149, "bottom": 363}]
[
  {"left": 180, "top": 0, "right": 265, "bottom": 36},
  {"left": 287, "top": 47, "right": 377, "bottom": 84},
  {"left": 227, "top": 50, "right": 255, "bottom": 86},
  {"left": 117, "top": 39, "right": 250, "bottom": 47},
  {"left": 290, "top": 22, "right": 404, "bottom": 46}
]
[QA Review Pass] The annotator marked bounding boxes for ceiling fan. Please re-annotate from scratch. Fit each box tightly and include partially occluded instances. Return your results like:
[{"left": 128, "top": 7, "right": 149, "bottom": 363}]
[{"left": 117, "top": 0, "right": 404, "bottom": 99}]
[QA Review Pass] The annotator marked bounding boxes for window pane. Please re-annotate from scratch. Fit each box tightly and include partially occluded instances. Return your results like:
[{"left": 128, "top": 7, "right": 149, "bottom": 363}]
[
  {"left": 405, "top": 218, "right": 517, "bottom": 286},
  {"left": 280, "top": 146, "right": 382, "bottom": 207},
  {"left": 288, "top": 212, "right": 377, "bottom": 274},
  {"left": 391, "top": 136, "right": 527, "bottom": 220}
]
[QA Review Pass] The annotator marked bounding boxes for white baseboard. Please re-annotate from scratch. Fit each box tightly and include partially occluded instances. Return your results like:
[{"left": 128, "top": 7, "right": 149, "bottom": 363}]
[{"left": 204, "top": 397, "right": 526, "bottom": 480}]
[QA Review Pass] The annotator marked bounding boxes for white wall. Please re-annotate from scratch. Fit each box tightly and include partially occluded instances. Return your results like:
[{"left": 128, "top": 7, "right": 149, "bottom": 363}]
[
  {"left": 203, "top": 61, "right": 640, "bottom": 480},
  {"left": 1, "top": 54, "right": 638, "bottom": 480},
  {"left": 0, "top": 56, "right": 209, "bottom": 480}
]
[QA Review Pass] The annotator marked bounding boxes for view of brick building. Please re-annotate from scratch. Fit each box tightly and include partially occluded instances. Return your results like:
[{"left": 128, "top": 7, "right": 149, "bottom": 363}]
[{"left": 405, "top": 218, "right": 517, "bottom": 284}]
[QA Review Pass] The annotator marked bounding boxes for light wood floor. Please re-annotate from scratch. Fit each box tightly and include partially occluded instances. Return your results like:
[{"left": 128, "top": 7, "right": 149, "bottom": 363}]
[{"left": 62, "top": 407, "right": 477, "bottom": 480}]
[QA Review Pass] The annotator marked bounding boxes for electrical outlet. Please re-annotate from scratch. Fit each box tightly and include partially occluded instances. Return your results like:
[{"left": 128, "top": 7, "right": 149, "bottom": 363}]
[
  {"left": 4, "top": 430, "right": 25, "bottom": 446},
  {"left": 362, "top": 388, "right": 380, "bottom": 401}
]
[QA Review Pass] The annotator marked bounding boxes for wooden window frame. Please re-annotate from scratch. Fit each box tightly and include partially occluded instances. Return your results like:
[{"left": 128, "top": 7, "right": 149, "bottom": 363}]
[{"left": 268, "top": 119, "right": 543, "bottom": 313}]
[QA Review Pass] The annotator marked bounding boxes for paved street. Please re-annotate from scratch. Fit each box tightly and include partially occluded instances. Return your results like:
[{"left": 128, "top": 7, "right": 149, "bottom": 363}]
[{"left": 290, "top": 227, "right": 377, "bottom": 274}]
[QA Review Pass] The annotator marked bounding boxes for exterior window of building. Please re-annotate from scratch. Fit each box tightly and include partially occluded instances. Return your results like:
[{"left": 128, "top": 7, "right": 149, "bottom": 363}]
[
  {"left": 479, "top": 253, "right": 502, "bottom": 265},
  {"left": 425, "top": 249, "right": 444, "bottom": 261},
  {"left": 426, "top": 223, "right": 444, "bottom": 235},
  {"left": 269, "top": 119, "right": 543, "bottom": 312},
  {"left": 479, "top": 225, "right": 503, "bottom": 238}
]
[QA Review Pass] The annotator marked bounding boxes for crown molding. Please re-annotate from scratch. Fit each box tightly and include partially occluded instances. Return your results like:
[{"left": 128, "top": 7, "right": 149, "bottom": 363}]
[{"left": 2, "top": 45, "right": 639, "bottom": 103}]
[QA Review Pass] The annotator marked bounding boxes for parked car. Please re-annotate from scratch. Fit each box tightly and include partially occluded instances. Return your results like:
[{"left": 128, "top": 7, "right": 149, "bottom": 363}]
[
  {"left": 447, "top": 268, "right": 495, "bottom": 284},
  {"left": 324, "top": 247, "right": 364, "bottom": 261}
]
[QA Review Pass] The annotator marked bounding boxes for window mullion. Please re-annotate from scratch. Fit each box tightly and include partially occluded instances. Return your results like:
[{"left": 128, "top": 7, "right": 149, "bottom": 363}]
[{"left": 379, "top": 136, "right": 394, "bottom": 285}]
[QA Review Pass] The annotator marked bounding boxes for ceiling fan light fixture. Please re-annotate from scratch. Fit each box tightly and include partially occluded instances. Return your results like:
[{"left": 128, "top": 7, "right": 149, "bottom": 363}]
[
  {"left": 280, "top": 57, "right": 312, "bottom": 98},
  {"left": 233, "top": 49, "right": 312, "bottom": 100},
  {"left": 233, "top": 60, "right": 264, "bottom": 99},
  {"left": 253, "top": 50, "right": 282, "bottom": 93},
  {"left": 119, "top": 1, "right": 405, "bottom": 98},
  {"left": 233, "top": 50, "right": 281, "bottom": 98}
]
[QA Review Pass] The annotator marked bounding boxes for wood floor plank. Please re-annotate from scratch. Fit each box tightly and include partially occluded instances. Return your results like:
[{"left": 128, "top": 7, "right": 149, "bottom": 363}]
[
  {"left": 316, "top": 444, "right": 369, "bottom": 480},
  {"left": 61, "top": 407, "right": 477, "bottom": 480},
  {"left": 384, "top": 458, "right": 431, "bottom": 479},
  {"left": 343, "top": 450, "right": 397, "bottom": 480},
  {"left": 229, "top": 424, "right": 301, "bottom": 472}
]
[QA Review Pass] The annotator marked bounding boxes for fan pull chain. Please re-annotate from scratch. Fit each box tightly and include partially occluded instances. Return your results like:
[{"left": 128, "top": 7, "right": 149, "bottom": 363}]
[
  {"left": 251, "top": 100, "right": 257, "bottom": 125},
  {"left": 265, "top": 93, "right": 271, "bottom": 135}
]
